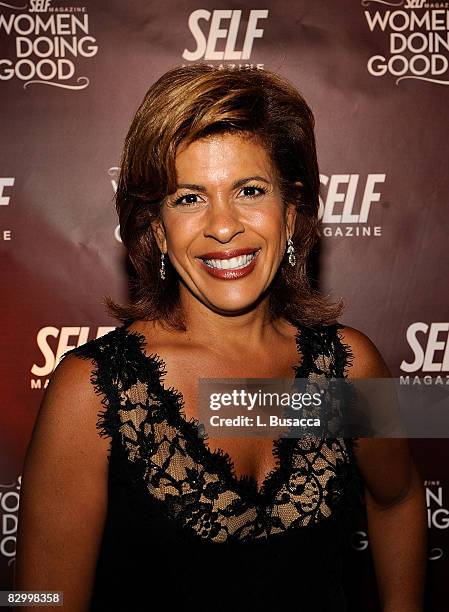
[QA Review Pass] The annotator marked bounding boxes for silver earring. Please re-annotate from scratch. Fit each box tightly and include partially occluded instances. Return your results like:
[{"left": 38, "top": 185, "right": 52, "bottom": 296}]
[
  {"left": 160, "top": 252, "right": 166, "bottom": 280},
  {"left": 287, "top": 237, "right": 296, "bottom": 267}
]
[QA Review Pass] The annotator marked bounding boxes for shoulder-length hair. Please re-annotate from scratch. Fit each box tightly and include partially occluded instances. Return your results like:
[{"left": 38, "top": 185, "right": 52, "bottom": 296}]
[{"left": 105, "top": 63, "right": 344, "bottom": 330}]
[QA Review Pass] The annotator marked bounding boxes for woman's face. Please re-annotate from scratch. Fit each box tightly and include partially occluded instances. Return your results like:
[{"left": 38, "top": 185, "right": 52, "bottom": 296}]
[{"left": 151, "top": 132, "right": 297, "bottom": 315}]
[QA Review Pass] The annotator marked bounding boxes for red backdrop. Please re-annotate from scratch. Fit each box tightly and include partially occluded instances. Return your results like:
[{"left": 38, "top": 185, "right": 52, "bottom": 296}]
[{"left": 1, "top": 1, "right": 448, "bottom": 609}]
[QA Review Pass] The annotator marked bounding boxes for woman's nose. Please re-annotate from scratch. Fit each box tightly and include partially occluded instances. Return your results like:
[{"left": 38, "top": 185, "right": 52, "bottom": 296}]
[{"left": 202, "top": 199, "right": 245, "bottom": 242}]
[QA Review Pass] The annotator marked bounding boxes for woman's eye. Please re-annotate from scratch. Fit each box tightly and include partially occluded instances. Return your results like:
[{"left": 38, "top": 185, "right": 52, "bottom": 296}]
[
  {"left": 240, "top": 185, "right": 267, "bottom": 198},
  {"left": 173, "top": 193, "right": 201, "bottom": 207}
]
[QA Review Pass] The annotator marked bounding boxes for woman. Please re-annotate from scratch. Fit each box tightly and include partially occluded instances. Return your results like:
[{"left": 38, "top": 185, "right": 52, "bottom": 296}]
[{"left": 15, "top": 64, "right": 427, "bottom": 611}]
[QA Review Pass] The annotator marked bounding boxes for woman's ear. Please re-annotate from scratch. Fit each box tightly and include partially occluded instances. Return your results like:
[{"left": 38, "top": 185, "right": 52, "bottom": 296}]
[
  {"left": 285, "top": 180, "right": 303, "bottom": 239},
  {"left": 285, "top": 203, "right": 297, "bottom": 241},
  {"left": 150, "top": 217, "right": 167, "bottom": 253}
]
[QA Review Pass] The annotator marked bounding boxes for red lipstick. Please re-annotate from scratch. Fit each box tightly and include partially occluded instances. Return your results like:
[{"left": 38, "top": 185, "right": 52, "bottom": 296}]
[{"left": 196, "top": 247, "right": 261, "bottom": 280}]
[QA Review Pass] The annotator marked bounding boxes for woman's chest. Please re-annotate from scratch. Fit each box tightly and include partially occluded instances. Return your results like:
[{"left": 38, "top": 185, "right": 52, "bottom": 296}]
[{"left": 155, "top": 346, "right": 302, "bottom": 491}]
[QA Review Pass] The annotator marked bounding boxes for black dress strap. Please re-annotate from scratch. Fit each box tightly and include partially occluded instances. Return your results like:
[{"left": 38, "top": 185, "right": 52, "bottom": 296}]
[{"left": 294, "top": 321, "right": 354, "bottom": 379}]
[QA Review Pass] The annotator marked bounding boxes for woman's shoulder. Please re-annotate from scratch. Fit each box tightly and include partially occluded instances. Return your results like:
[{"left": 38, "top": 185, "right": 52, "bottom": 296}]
[
  {"left": 50, "top": 324, "right": 140, "bottom": 405},
  {"left": 36, "top": 338, "right": 113, "bottom": 462},
  {"left": 333, "top": 323, "right": 391, "bottom": 378},
  {"left": 47, "top": 326, "right": 128, "bottom": 411},
  {"left": 61, "top": 324, "right": 131, "bottom": 364}
]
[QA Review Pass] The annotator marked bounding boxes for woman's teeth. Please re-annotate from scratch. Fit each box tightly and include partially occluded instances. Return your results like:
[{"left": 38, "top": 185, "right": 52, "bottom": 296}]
[{"left": 202, "top": 252, "right": 257, "bottom": 270}]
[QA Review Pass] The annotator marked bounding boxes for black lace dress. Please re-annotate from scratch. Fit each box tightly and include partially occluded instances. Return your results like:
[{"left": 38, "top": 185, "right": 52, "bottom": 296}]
[{"left": 63, "top": 320, "right": 365, "bottom": 612}]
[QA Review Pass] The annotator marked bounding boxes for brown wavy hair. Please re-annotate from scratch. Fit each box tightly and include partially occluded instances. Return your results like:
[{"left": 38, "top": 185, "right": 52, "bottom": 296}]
[{"left": 105, "top": 63, "right": 344, "bottom": 330}]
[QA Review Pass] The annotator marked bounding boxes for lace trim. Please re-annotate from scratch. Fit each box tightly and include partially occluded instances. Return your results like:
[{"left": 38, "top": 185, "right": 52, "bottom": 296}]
[{"left": 119, "top": 322, "right": 307, "bottom": 504}]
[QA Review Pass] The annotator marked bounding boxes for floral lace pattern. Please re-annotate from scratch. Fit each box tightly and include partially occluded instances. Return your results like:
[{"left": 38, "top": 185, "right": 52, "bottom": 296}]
[{"left": 64, "top": 321, "right": 364, "bottom": 544}]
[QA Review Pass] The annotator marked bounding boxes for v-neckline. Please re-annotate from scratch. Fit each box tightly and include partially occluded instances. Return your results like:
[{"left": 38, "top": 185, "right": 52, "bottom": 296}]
[{"left": 120, "top": 319, "right": 312, "bottom": 503}]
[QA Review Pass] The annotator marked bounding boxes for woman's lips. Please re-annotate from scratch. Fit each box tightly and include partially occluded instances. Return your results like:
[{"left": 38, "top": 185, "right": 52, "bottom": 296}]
[{"left": 196, "top": 249, "right": 261, "bottom": 280}]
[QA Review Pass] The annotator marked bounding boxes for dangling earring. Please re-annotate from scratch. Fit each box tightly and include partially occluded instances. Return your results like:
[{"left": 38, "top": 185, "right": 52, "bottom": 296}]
[
  {"left": 287, "top": 237, "right": 296, "bottom": 267},
  {"left": 160, "top": 252, "right": 166, "bottom": 280}
]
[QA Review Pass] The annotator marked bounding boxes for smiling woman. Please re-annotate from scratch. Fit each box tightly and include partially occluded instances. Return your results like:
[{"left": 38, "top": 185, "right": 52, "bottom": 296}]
[
  {"left": 14, "top": 63, "right": 427, "bottom": 612},
  {"left": 149, "top": 133, "right": 299, "bottom": 311},
  {"left": 107, "top": 62, "right": 338, "bottom": 329}
]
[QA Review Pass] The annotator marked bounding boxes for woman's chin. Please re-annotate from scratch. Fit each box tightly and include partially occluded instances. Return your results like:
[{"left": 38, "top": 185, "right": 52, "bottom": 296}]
[{"left": 202, "top": 295, "right": 266, "bottom": 315}]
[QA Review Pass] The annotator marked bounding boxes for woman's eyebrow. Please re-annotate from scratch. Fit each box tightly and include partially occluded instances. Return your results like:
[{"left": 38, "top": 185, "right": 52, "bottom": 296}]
[{"left": 176, "top": 175, "right": 271, "bottom": 191}]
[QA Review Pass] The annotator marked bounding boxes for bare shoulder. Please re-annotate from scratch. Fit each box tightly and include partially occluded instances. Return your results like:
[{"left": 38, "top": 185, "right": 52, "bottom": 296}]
[
  {"left": 48, "top": 350, "right": 99, "bottom": 399},
  {"left": 30, "top": 351, "right": 111, "bottom": 460},
  {"left": 47, "top": 350, "right": 103, "bottom": 415},
  {"left": 336, "top": 324, "right": 392, "bottom": 378}
]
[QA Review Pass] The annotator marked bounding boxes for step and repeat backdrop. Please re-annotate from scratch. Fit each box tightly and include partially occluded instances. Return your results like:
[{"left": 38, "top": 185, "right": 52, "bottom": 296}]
[{"left": 1, "top": 0, "right": 448, "bottom": 609}]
